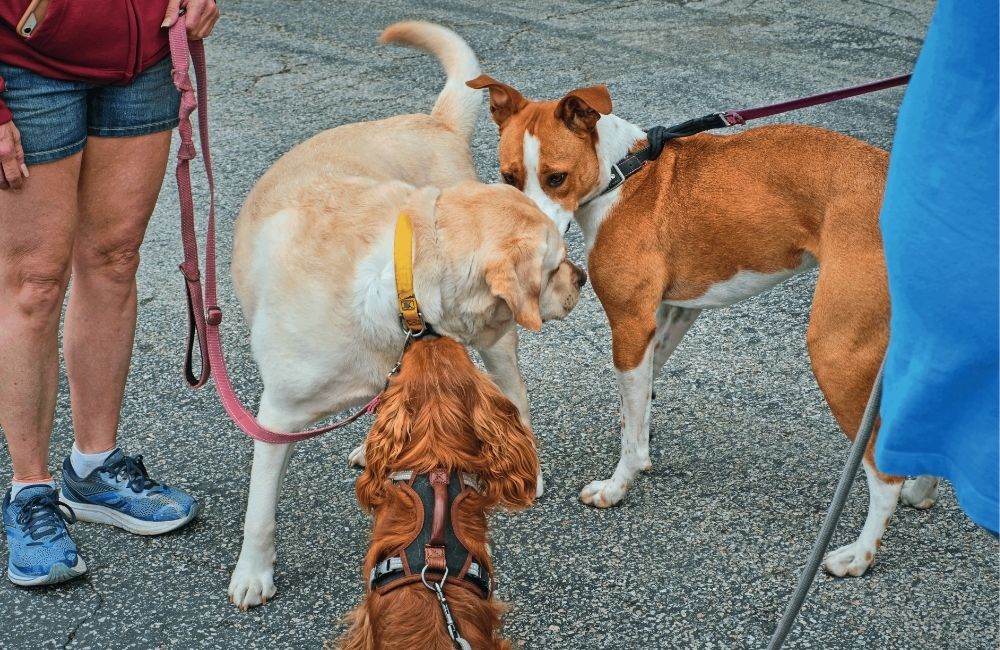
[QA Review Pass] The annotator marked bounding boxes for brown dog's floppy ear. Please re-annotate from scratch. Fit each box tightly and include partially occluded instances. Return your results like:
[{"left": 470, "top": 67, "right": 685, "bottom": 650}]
[
  {"left": 485, "top": 251, "right": 543, "bottom": 332},
  {"left": 469, "top": 380, "right": 539, "bottom": 509},
  {"left": 337, "top": 606, "right": 375, "bottom": 650},
  {"left": 354, "top": 384, "right": 412, "bottom": 512},
  {"left": 556, "top": 85, "right": 612, "bottom": 134},
  {"left": 467, "top": 74, "right": 528, "bottom": 130}
]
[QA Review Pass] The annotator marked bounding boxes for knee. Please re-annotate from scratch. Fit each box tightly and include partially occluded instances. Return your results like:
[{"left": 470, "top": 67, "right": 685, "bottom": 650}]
[
  {"left": 4, "top": 263, "right": 71, "bottom": 322},
  {"left": 75, "top": 239, "right": 143, "bottom": 285}
]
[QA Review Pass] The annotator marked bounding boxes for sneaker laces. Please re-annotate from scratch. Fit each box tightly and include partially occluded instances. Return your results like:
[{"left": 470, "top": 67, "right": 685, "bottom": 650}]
[
  {"left": 16, "top": 492, "right": 77, "bottom": 541},
  {"left": 99, "top": 454, "right": 159, "bottom": 493}
]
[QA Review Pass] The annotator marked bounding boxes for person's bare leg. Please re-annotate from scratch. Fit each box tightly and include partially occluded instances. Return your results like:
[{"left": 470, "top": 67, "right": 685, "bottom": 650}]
[
  {"left": 64, "top": 132, "right": 172, "bottom": 453},
  {"left": 0, "top": 154, "right": 82, "bottom": 481}
]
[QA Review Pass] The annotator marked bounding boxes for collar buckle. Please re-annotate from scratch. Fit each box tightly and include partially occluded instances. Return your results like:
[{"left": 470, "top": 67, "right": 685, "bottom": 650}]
[{"left": 608, "top": 162, "right": 625, "bottom": 188}]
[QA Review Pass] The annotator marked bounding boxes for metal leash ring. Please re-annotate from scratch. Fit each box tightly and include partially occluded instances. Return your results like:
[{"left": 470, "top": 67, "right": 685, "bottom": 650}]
[
  {"left": 386, "top": 330, "right": 414, "bottom": 380},
  {"left": 420, "top": 567, "right": 472, "bottom": 649},
  {"left": 420, "top": 564, "right": 448, "bottom": 590}
]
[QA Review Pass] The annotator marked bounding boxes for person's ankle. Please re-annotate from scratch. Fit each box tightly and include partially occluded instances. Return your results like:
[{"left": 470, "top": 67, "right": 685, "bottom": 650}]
[
  {"left": 10, "top": 478, "right": 56, "bottom": 500},
  {"left": 70, "top": 443, "right": 117, "bottom": 478}
]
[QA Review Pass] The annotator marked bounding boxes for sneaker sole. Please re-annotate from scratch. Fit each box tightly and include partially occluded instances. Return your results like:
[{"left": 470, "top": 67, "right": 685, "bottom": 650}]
[
  {"left": 8, "top": 555, "right": 87, "bottom": 587},
  {"left": 61, "top": 496, "right": 201, "bottom": 536}
]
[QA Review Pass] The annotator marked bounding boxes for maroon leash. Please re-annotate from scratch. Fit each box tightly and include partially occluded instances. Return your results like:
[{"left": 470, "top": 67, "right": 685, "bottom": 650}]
[
  {"left": 168, "top": 17, "right": 380, "bottom": 444},
  {"left": 596, "top": 73, "right": 911, "bottom": 199},
  {"left": 722, "top": 73, "right": 910, "bottom": 125}
]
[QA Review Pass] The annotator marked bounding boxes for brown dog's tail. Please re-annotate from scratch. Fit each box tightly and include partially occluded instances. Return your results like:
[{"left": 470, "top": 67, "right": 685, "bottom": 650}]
[{"left": 380, "top": 21, "right": 482, "bottom": 142}]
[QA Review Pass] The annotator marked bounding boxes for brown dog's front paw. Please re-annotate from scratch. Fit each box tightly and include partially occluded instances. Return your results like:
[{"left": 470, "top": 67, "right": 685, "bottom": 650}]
[
  {"left": 822, "top": 542, "right": 875, "bottom": 578},
  {"left": 579, "top": 478, "right": 628, "bottom": 508}
]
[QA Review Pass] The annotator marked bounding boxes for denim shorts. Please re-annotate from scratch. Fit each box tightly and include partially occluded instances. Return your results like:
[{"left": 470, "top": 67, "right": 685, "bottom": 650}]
[{"left": 0, "top": 56, "right": 180, "bottom": 165}]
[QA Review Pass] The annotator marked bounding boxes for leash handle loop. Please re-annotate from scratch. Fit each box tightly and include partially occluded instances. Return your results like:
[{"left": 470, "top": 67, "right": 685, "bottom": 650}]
[{"left": 168, "top": 17, "right": 381, "bottom": 443}]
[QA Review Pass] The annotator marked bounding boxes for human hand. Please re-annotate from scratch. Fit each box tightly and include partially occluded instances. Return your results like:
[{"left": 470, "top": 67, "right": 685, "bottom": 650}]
[
  {"left": 162, "top": 0, "right": 219, "bottom": 40},
  {"left": 0, "top": 120, "right": 29, "bottom": 191}
]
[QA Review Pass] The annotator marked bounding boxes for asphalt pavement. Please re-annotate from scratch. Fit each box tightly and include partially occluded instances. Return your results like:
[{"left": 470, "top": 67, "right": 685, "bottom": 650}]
[{"left": 1, "top": 1, "right": 997, "bottom": 649}]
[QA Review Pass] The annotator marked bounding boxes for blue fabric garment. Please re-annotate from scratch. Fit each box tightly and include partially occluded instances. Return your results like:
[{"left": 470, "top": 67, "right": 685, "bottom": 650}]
[{"left": 877, "top": 0, "right": 999, "bottom": 534}]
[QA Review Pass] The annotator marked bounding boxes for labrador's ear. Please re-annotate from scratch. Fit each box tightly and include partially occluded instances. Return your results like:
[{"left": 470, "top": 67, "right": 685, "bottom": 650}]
[
  {"left": 467, "top": 74, "right": 528, "bottom": 130},
  {"left": 555, "top": 85, "right": 612, "bottom": 134},
  {"left": 485, "top": 243, "right": 543, "bottom": 332}
]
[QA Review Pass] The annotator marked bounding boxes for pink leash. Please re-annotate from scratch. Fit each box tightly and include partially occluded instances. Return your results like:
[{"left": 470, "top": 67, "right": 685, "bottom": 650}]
[{"left": 168, "top": 17, "right": 380, "bottom": 444}]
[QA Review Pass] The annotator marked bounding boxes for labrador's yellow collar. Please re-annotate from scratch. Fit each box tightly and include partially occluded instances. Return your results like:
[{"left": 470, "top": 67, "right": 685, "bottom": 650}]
[{"left": 394, "top": 213, "right": 429, "bottom": 335}]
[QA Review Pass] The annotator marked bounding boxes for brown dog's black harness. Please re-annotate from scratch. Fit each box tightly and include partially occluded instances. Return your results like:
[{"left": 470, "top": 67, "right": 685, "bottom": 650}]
[
  {"left": 368, "top": 469, "right": 490, "bottom": 648},
  {"left": 369, "top": 469, "right": 490, "bottom": 597}
]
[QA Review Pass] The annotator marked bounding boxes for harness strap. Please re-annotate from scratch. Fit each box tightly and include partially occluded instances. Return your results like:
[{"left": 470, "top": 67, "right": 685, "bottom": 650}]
[
  {"left": 426, "top": 469, "right": 450, "bottom": 571},
  {"left": 388, "top": 471, "right": 481, "bottom": 491},
  {"left": 168, "top": 18, "right": 380, "bottom": 443},
  {"left": 370, "top": 556, "right": 491, "bottom": 597}
]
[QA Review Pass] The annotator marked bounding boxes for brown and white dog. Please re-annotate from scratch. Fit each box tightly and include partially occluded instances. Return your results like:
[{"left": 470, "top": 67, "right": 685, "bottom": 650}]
[
  {"left": 338, "top": 335, "right": 538, "bottom": 650},
  {"left": 466, "top": 75, "right": 940, "bottom": 577},
  {"left": 225, "top": 24, "right": 584, "bottom": 609}
]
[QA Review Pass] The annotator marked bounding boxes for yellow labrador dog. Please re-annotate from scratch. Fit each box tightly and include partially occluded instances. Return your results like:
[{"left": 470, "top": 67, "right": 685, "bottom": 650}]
[{"left": 226, "top": 22, "right": 585, "bottom": 609}]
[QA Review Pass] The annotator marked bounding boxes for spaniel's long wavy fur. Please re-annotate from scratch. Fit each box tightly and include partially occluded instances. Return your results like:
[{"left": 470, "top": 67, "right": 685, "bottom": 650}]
[{"left": 338, "top": 336, "right": 539, "bottom": 650}]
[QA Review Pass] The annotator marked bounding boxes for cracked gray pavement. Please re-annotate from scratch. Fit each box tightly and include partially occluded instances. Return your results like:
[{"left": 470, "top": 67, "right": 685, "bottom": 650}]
[{"left": 1, "top": 1, "right": 997, "bottom": 649}]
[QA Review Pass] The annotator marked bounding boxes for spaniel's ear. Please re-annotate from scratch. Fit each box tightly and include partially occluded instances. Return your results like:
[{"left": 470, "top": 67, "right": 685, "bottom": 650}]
[
  {"left": 469, "top": 376, "right": 539, "bottom": 509},
  {"left": 355, "top": 384, "right": 412, "bottom": 511},
  {"left": 485, "top": 241, "right": 543, "bottom": 332},
  {"left": 466, "top": 74, "right": 528, "bottom": 131},
  {"left": 337, "top": 604, "right": 375, "bottom": 650}
]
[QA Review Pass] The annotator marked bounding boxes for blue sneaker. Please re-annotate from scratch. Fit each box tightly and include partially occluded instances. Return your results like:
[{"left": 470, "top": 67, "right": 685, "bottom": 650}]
[
  {"left": 61, "top": 450, "right": 200, "bottom": 536},
  {"left": 3, "top": 485, "right": 87, "bottom": 586}
]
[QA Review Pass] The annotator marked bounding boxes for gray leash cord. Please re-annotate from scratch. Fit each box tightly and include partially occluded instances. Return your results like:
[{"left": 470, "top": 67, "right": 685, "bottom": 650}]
[{"left": 766, "top": 358, "right": 885, "bottom": 650}]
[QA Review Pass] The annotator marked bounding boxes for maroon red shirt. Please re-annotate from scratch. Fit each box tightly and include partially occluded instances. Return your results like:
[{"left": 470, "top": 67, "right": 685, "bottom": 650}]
[{"left": 0, "top": 0, "right": 172, "bottom": 124}]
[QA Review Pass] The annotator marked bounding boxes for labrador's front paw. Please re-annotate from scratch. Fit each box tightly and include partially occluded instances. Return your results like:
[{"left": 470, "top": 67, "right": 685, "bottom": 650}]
[{"left": 228, "top": 552, "right": 277, "bottom": 610}]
